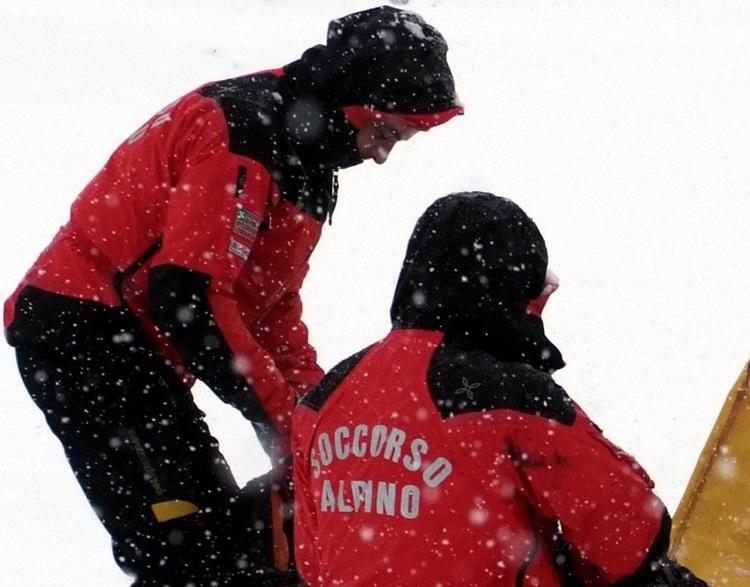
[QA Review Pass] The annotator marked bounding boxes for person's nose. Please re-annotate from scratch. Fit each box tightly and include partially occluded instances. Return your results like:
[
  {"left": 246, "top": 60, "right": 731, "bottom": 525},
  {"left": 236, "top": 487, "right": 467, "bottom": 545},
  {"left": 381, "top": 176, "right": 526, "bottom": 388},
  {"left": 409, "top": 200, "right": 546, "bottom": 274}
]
[
  {"left": 376, "top": 141, "right": 396, "bottom": 164},
  {"left": 374, "top": 139, "right": 397, "bottom": 164}
]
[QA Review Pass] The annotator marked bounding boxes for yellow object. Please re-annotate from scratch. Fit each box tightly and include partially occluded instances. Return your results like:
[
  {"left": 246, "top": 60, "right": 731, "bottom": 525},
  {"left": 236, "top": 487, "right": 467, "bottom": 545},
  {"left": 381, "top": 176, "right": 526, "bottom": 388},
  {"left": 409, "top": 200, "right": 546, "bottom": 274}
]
[
  {"left": 671, "top": 361, "right": 750, "bottom": 585},
  {"left": 151, "top": 499, "right": 199, "bottom": 523}
]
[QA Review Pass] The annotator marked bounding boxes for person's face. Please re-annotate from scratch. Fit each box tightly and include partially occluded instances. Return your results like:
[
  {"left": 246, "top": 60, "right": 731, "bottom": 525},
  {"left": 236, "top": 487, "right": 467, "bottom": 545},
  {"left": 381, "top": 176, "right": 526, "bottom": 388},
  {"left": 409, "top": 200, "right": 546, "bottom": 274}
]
[{"left": 355, "top": 117, "right": 419, "bottom": 164}]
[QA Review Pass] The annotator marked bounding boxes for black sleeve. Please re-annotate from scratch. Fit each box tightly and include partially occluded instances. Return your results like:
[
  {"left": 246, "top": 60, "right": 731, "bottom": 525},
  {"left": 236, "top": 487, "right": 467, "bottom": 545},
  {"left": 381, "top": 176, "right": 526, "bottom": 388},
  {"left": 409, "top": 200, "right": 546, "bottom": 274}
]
[{"left": 147, "top": 263, "right": 277, "bottom": 453}]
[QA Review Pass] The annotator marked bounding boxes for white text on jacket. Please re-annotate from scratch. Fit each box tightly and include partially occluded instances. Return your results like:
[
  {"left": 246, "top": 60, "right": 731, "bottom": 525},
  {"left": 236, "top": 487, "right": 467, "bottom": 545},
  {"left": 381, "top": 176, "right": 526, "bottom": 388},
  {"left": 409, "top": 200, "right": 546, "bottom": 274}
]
[{"left": 311, "top": 424, "right": 453, "bottom": 520}]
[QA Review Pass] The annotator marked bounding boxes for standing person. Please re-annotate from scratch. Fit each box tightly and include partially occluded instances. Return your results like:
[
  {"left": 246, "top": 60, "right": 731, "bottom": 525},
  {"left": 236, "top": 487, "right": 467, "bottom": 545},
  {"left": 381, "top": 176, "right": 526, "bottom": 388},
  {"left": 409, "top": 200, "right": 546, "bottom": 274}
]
[
  {"left": 293, "top": 193, "right": 707, "bottom": 586},
  {"left": 4, "top": 7, "right": 462, "bottom": 586}
]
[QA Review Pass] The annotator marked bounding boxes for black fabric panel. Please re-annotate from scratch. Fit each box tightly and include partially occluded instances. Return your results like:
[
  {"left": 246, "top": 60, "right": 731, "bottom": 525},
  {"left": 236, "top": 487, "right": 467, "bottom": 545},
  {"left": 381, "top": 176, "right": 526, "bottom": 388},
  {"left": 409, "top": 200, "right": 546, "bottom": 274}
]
[
  {"left": 199, "top": 74, "right": 283, "bottom": 165},
  {"left": 13, "top": 316, "right": 253, "bottom": 584},
  {"left": 235, "top": 165, "right": 248, "bottom": 198},
  {"left": 426, "top": 340, "right": 576, "bottom": 425},
  {"left": 298, "top": 345, "right": 373, "bottom": 412},
  {"left": 284, "top": 6, "right": 459, "bottom": 114},
  {"left": 7, "top": 286, "right": 138, "bottom": 348},
  {"left": 199, "top": 75, "right": 340, "bottom": 223},
  {"left": 10, "top": 285, "right": 290, "bottom": 584},
  {"left": 147, "top": 263, "right": 279, "bottom": 453}
]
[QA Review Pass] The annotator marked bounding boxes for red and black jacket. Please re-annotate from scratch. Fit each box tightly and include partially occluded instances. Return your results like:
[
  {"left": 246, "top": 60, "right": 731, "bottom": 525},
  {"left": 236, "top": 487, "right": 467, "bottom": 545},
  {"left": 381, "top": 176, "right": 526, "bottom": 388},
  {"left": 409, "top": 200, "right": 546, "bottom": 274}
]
[
  {"left": 293, "top": 194, "right": 675, "bottom": 586},
  {"left": 5, "top": 70, "right": 332, "bottom": 456},
  {"left": 6, "top": 6, "right": 464, "bottom": 462}
]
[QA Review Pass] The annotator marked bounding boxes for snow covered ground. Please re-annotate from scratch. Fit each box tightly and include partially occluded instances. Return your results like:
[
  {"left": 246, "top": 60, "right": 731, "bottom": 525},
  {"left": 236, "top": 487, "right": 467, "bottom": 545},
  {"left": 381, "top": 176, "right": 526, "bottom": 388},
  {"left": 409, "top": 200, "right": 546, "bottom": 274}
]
[{"left": 1, "top": 0, "right": 748, "bottom": 584}]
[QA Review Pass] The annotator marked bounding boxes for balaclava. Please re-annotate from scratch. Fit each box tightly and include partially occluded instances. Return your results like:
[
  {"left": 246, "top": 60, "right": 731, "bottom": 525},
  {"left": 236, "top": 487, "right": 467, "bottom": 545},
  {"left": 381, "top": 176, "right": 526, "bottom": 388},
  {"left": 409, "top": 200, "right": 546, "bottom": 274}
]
[{"left": 391, "top": 192, "right": 565, "bottom": 373}]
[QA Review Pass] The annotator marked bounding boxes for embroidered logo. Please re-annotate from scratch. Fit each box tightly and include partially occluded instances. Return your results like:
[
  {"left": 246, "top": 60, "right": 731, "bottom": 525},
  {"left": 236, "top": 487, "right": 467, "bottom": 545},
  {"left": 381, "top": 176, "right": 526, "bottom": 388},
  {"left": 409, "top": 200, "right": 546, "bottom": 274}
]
[
  {"left": 456, "top": 377, "right": 481, "bottom": 400},
  {"left": 233, "top": 207, "right": 261, "bottom": 241},
  {"left": 228, "top": 238, "right": 251, "bottom": 260}
]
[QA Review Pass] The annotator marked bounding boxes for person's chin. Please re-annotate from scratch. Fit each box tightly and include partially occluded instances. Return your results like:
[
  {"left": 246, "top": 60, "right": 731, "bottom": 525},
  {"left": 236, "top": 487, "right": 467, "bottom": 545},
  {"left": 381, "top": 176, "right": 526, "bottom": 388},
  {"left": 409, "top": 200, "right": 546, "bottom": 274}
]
[{"left": 356, "top": 148, "right": 386, "bottom": 165}]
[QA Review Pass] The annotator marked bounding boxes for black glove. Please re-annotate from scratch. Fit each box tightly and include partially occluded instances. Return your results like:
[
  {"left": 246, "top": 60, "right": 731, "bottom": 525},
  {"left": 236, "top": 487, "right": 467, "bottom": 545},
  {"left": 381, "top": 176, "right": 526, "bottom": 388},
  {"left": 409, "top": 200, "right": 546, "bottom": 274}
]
[{"left": 637, "top": 557, "right": 708, "bottom": 587}]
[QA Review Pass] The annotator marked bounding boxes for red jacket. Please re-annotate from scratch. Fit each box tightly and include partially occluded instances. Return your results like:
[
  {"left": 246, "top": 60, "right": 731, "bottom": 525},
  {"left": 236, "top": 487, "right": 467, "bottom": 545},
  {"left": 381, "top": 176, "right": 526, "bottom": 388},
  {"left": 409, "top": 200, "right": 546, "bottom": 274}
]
[
  {"left": 6, "top": 71, "right": 326, "bottom": 449},
  {"left": 293, "top": 330, "right": 665, "bottom": 586},
  {"left": 293, "top": 194, "right": 668, "bottom": 586},
  {"left": 6, "top": 7, "right": 464, "bottom": 463}
]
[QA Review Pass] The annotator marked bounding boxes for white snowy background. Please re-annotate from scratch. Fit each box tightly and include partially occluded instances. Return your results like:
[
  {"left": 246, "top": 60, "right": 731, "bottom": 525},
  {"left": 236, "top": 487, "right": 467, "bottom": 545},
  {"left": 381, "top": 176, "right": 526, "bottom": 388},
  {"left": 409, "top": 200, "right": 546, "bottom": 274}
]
[{"left": 1, "top": 0, "right": 748, "bottom": 584}]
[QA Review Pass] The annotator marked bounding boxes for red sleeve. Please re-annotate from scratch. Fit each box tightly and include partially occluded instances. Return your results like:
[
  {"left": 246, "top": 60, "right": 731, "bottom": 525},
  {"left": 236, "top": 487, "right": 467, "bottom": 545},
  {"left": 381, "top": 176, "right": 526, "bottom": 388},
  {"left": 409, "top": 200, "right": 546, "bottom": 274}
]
[
  {"left": 247, "top": 284, "right": 325, "bottom": 399},
  {"left": 507, "top": 406, "right": 666, "bottom": 584},
  {"left": 209, "top": 292, "right": 297, "bottom": 441},
  {"left": 149, "top": 114, "right": 296, "bottom": 446},
  {"left": 151, "top": 149, "right": 269, "bottom": 290},
  {"left": 292, "top": 404, "right": 322, "bottom": 586}
]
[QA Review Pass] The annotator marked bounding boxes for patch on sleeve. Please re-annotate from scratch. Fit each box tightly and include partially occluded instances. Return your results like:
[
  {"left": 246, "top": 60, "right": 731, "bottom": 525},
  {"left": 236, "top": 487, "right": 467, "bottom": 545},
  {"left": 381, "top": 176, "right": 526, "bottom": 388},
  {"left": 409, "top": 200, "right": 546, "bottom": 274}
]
[
  {"left": 229, "top": 238, "right": 251, "bottom": 260},
  {"left": 233, "top": 207, "right": 261, "bottom": 241}
]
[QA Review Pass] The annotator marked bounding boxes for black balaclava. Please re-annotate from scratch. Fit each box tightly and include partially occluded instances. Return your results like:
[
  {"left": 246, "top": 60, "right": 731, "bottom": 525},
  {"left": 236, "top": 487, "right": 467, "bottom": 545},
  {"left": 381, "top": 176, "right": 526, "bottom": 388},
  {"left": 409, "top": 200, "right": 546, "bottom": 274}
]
[{"left": 391, "top": 192, "right": 565, "bottom": 373}]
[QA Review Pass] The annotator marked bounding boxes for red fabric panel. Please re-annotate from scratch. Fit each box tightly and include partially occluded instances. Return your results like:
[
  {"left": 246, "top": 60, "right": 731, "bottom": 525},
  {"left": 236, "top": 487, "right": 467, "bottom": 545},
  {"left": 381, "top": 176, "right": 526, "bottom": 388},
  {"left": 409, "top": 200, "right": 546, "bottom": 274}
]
[
  {"left": 210, "top": 290, "right": 295, "bottom": 441},
  {"left": 342, "top": 104, "right": 464, "bottom": 131},
  {"left": 293, "top": 329, "right": 665, "bottom": 586},
  {"left": 505, "top": 406, "right": 664, "bottom": 584},
  {"left": 249, "top": 289, "right": 324, "bottom": 398},
  {"left": 293, "top": 404, "right": 322, "bottom": 585},
  {"left": 151, "top": 152, "right": 270, "bottom": 291}
]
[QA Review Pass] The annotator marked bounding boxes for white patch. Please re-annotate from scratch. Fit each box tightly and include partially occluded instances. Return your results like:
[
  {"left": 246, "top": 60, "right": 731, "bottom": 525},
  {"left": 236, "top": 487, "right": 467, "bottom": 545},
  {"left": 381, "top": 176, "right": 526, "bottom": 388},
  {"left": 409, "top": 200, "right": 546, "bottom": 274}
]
[
  {"left": 233, "top": 207, "right": 261, "bottom": 241},
  {"left": 228, "top": 238, "right": 250, "bottom": 260}
]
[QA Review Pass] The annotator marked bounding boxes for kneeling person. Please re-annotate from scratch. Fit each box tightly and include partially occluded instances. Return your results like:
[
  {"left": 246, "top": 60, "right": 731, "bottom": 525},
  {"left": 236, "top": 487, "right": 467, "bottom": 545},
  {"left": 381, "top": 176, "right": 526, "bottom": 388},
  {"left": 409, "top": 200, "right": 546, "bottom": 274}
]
[{"left": 293, "top": 193, "right": 706, "bottom": 586}]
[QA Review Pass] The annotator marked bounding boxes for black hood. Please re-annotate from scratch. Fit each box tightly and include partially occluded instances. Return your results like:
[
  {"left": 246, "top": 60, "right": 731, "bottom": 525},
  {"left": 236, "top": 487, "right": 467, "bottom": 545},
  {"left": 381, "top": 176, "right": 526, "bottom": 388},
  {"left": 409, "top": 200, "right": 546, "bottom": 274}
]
[
  {"left": 278, "top": 6, "right": 461, "bottom": 172},
  {"left": 283, "top": 6, "right": 460, "bottom": 114},
  {"left": 391, "top": 192, "right": 564, "bottom": 373}
]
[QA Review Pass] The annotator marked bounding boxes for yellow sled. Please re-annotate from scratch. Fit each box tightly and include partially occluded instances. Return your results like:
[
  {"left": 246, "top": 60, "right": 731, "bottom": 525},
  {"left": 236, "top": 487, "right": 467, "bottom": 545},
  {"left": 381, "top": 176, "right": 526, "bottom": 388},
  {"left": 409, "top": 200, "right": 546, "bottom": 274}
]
[{"left": 671, "top": 361, "right": 750, "bottom": 585}]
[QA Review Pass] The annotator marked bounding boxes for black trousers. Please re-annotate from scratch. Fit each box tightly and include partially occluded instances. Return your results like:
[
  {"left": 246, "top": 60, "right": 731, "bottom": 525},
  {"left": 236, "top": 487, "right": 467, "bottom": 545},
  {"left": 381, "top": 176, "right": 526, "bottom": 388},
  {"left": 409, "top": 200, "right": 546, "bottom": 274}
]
[{"left": 12, "top": 290, "right": 284, "bottom": 586}]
